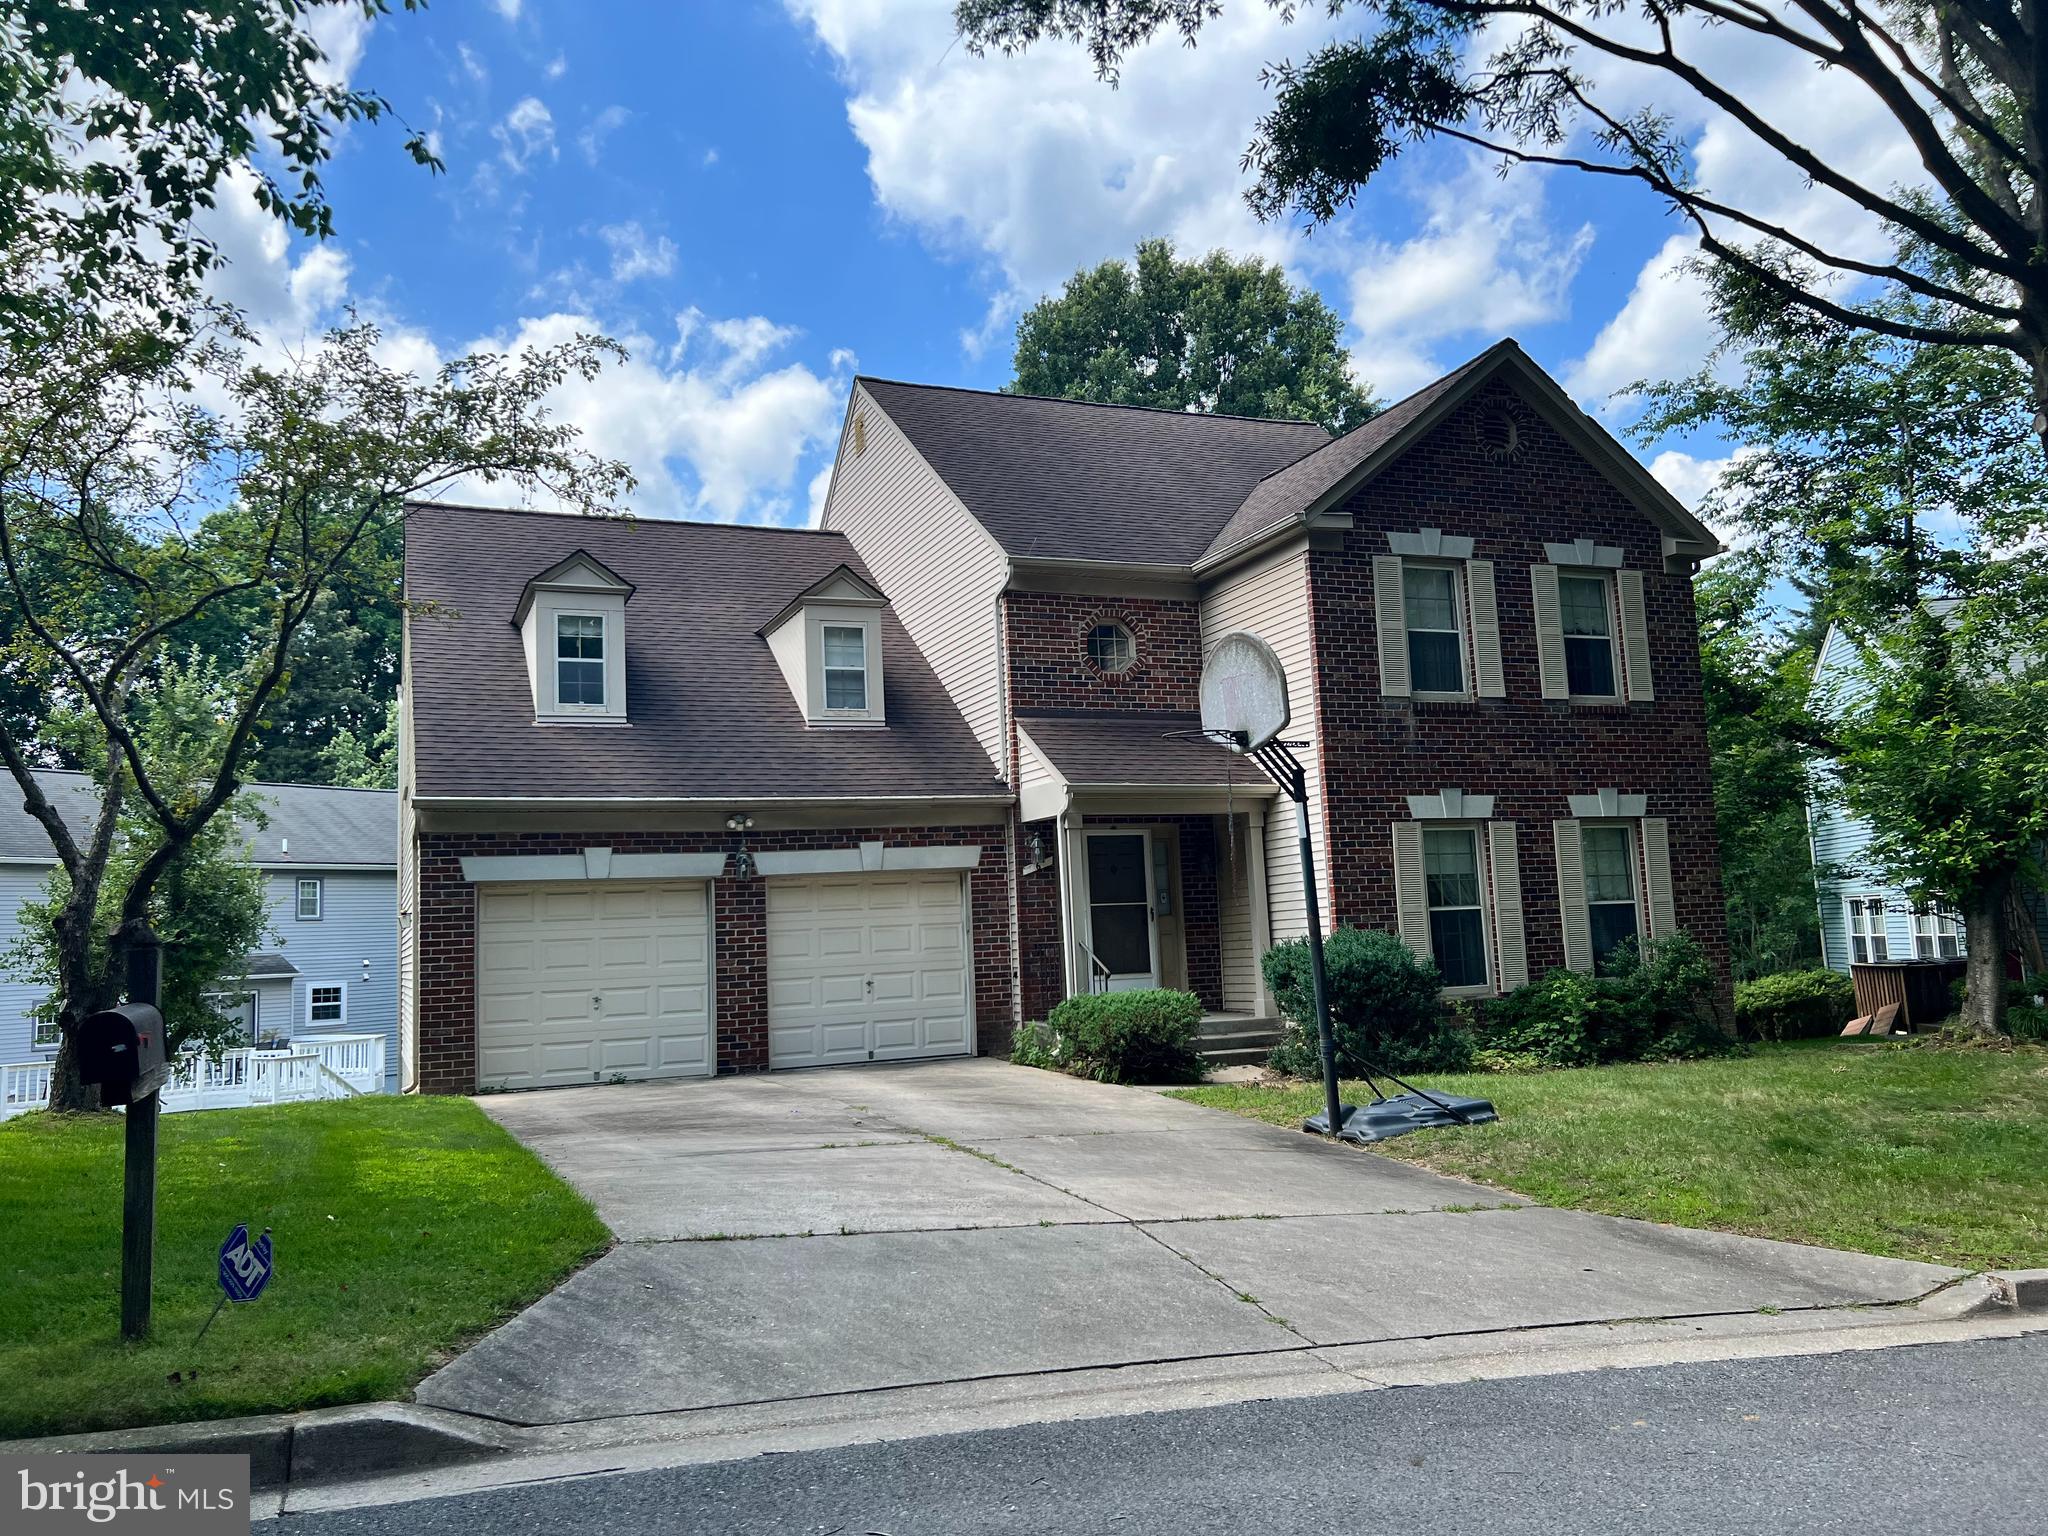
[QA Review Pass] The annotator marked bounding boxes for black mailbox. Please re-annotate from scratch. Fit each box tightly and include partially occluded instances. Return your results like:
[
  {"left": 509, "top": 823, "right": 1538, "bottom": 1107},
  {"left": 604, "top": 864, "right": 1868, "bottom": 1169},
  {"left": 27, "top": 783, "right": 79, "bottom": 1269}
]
[{"left": 78, "top": 1003, "right": 168, "bottom": 1105}]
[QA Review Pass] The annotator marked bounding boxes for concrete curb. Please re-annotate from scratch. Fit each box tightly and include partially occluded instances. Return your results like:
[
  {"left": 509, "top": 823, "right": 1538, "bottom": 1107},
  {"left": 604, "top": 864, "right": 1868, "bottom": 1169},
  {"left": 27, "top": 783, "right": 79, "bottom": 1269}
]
[
  {"left": 1911, "top": 1270, "right": 2048, "bottom": 1321},
  {"left": 0, "top": 1402, "right": 520, "bottom": 1492},
  {"left": 1990, "top": 1268, "right": 2048, "bottom": 1312}
]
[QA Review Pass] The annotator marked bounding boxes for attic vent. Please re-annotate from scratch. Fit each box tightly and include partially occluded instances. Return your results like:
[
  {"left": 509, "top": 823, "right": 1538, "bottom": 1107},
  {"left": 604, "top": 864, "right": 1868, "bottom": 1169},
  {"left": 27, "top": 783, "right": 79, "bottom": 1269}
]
[
  {"left": 853, "top": 411, "right": 868, "bottom": 457},
  {"left": 1475, "top": 396, "right": 1531, "bottom": 465}
]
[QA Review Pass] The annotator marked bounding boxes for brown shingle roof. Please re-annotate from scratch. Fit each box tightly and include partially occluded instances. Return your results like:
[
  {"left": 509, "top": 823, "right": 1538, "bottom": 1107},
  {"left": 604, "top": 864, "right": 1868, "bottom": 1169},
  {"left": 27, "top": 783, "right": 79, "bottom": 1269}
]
[
  {"left": 858, "top": 378, "right": 1330, "bottom": 565},
  {"left": 404, "top": 504, "right": 1008, "bottom": 802},
  {"left": 1017, "top": 712, "right": 1275, "bottom": 792}
]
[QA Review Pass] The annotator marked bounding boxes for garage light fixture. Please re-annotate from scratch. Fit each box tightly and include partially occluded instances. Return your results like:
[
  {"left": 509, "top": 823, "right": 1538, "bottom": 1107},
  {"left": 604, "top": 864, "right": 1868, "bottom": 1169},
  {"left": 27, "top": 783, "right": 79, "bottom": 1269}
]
[{"left": 727, "top": 813, "right": 756, "bottom": 878}]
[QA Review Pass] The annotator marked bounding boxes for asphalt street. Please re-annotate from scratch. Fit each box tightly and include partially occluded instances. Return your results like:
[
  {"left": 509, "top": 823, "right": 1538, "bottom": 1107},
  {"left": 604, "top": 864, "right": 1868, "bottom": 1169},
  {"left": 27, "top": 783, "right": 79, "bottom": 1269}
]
[{"left": 279, "top": 1332, "right": 2048, "bottom": 1535}]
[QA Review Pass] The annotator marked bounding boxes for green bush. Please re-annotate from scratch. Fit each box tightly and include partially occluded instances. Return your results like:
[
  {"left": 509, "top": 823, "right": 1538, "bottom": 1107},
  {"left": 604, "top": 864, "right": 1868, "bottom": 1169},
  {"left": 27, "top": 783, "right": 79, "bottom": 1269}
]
[
  {"left": 2004, "top": 978, "right": 2048, "bottom": 1042},
  {"left": 1733, "top": 967, "right": 1857, "bottom": 1041},
  {"left": 1473, "top": 933, "right": 1731, "bottom": 1068},
  {"left": 1262, "top": 926, "right": 1473, "bottom": 1076},
  {"left": 1011, "top": 988, "right": 1207, "bottom": 1084}
]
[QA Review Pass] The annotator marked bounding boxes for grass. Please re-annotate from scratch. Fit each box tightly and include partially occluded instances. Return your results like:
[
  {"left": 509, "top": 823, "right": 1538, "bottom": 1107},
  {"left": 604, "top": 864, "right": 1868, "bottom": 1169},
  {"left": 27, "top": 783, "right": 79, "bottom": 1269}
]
[
  {"left": 1169, "top": 1040, "right": 2048, "bottom": 1271},
  {"left": 0, "top": 1096, "right": 611, "bottom": 1439}
]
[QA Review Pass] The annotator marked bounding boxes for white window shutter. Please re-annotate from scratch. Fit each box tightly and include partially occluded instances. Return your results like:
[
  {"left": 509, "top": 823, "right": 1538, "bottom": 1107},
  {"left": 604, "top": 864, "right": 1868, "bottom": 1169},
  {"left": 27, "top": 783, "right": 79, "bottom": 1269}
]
[
  {"left": 1467, "top": 560, "right": 1506, "bottom": 698},
  {"left": 1530, "top": 564, "right": 1569, "bottom": 700},
  {"left": 1374, "top": 555, "right": 1412, "bottom": 697},
  {"left": 1554, "top": 819, "right": 1593, "bottom": 972},
  {"left": 1642, "top": 817, "right": 1677, "bottom": 938},
  {"left": 1619, "top": 568, "right": 1655, "bottom": 701},
  {"left": 1391, "top": 821, "right": 1431, "bottom": 959},
  {"left": 1488, "top": 820, "right": 1527, "bottom": 989}
]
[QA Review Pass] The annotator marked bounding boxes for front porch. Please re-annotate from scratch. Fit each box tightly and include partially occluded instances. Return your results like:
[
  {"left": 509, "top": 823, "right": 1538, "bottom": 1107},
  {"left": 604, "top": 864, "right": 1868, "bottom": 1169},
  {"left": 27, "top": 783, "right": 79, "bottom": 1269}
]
[{"left": 1017, "top": 713, "right": 1285, "bottom": 1051}]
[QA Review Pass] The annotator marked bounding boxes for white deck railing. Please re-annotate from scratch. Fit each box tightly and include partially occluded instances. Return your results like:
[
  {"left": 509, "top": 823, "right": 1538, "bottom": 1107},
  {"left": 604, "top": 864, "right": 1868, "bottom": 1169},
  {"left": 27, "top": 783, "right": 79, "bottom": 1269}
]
[{"left": 0, "top": 1033, "right": 385, "bottom": 1120}]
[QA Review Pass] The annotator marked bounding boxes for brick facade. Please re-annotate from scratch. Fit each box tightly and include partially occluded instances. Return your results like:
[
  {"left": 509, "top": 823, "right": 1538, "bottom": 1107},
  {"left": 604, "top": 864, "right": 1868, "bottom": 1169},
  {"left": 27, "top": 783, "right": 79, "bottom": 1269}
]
[
  {"left": 1305, "top": 377, "right": 1733, "bottom": 1005},
  {"left": 1003, "top": 590, "right": 1204, "bottom": 713},
  {"left": 413, "top": 823, "right": 1013, "bottom": 1093}
]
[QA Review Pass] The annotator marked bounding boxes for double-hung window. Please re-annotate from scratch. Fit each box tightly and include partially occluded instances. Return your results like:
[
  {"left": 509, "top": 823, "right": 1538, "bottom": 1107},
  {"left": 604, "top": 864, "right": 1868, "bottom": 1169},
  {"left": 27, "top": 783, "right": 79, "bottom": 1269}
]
[
  {"left": 1582, "top": 824, "right": 1640, "bottom": 969},
  {"left": 296, "top": 877, "right": 323, "bottom": 920},
  {"left": 1403, "top": 565, "right": 1466, "bottom": 696},
  {"left": 556, "top": 614, "right": 606, "bottom": 707},
  {"left": 307, "top": 984, "right": 346, "bottom": 1027},
  {"left": 823, "top": 624, "right": 868, "bottom": 711},
  {"left": 1846, "top": 897, "right": 1890, "bottom": 963},
  {"left": 1422, "top": 827, "right": 1489, "bottom": 988},
  {"left": 1558, "top": 573, "right": 1619, "bottom": 699},
  {"left": 1912, "top": 905, "right": 1963, "bottom": 960}
]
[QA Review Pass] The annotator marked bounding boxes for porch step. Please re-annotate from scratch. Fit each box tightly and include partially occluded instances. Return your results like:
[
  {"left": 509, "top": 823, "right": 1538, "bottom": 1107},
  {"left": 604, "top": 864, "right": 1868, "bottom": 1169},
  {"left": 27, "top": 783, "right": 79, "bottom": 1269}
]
[{"left": 1195, "top": 1014, "right": 1284, "bottom": 1067}]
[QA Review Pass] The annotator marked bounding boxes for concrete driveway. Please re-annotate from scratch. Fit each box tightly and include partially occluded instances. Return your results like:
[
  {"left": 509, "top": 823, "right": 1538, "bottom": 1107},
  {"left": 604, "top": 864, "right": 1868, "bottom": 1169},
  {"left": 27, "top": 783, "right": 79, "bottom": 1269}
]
[{"left": 417, "top": 1060, "right": 1964, "bottom": 1427}]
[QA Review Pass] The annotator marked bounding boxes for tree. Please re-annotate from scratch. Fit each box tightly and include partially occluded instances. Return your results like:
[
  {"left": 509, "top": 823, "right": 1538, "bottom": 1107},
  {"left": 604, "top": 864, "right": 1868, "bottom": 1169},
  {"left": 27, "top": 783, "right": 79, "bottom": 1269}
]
[
  {"left": 0, "top": 312, "right": 630, "bottom": 1108},
  {"left": 1011, "top": 238, "right": 1377, "bottom": 430},
  {"left": 955, "top": 0, "right": 2048, "bottom": 445},
  {"left": 1694, "top": 558, "right": 1823, "bottom": 980},
  {"left": 1633, "top": 274, "right": 2048, "bottom": 1034},
  {"left": 2, "top": 0, "right": 435, "bottom": 329},
  {"left": 6, "top": 655, "right": 274, "bottom": 1062},
  {"left": 321, "top": 696, "right": 400, "bottom": 789}
]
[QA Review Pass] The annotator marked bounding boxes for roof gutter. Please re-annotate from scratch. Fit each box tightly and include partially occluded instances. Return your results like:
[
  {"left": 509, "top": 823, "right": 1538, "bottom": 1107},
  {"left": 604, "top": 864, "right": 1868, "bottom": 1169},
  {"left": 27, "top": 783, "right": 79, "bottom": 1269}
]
[{"left": 412, "top": 793, "right": 1017, "bottom": 811}]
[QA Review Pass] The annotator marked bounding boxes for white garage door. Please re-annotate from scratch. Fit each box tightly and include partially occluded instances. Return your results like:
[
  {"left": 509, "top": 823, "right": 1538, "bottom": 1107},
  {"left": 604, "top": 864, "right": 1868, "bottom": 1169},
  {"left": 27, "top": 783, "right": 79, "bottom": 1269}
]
[
  {"left": 476, "top": 881, "right": 712, "bottom": 1090},
  {"left": 766, "top": 873, "right": 973, "bottom": 1069}
]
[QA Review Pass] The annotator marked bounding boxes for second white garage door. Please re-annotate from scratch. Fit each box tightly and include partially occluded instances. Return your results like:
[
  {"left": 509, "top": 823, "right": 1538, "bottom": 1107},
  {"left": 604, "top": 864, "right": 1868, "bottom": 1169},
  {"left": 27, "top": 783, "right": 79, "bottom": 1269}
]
[
  {"left": 766, "top": 872, "right": 973, "bottom": 1069},
  {"left": 476, "top": 881, "right": 712, "bottom": 1090}
]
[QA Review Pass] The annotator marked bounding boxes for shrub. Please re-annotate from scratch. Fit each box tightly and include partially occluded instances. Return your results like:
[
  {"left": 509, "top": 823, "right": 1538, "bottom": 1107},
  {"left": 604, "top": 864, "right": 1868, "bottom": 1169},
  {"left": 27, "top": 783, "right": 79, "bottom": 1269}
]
[
  {"left": 1472, "top": 933, "right": 1731, "bottom": 1068},
  {"left": 1012, "top": 988, "right": 1207, "bottom": 1084},
  {"left": 1262, "top": 926, "right": 1473, "bottom": 1076},
  {"left": 1734, "top": 968, "right": 1857, "bottom": 1041}
]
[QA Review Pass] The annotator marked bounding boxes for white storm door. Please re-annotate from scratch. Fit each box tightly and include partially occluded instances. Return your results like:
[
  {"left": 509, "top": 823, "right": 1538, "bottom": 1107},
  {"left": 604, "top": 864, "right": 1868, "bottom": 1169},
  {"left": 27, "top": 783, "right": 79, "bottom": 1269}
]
[
  {"left": 475, "top": 881, "right": 712, "bottom": 1090},
  {"left": 1085, "top": 831, "right": 1158, "bottom": 992},
  {"left": 766, "top": 873, "right": 972, "bottom": 1068}
]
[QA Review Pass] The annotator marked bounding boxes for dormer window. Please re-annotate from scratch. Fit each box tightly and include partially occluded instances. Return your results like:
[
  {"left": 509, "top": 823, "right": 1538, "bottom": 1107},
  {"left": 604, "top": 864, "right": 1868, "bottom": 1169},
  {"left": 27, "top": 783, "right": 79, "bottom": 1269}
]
[
  {"left": 514, "top": 550, "right": 633, "bottom": 725},
  {"left": 822, "top": 625, "right": 868, "bottom": 711},
  {"left": 761, "top": 563, "right": 889, "bottom": 727},
  {"left": 556, "top": 615, "right": 607, "bottom": 707}
]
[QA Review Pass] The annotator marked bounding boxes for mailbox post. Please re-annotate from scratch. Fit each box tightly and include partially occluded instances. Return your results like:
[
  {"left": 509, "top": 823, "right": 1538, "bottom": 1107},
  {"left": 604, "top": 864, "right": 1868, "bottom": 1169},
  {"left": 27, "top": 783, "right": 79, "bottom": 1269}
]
[{"left": 77, "top": 933, "right": 168, "bottom": 1339}]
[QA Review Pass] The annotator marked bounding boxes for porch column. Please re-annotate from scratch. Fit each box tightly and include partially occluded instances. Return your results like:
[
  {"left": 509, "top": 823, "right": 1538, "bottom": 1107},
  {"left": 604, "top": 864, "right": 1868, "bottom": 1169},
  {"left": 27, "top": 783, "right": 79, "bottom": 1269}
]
[
  {"left": 1055, "top": 806, "right": 1085, "bottom": 1001},
  {"left": 1246, "top": 803, "right": 1275, "bottom": 1015}
]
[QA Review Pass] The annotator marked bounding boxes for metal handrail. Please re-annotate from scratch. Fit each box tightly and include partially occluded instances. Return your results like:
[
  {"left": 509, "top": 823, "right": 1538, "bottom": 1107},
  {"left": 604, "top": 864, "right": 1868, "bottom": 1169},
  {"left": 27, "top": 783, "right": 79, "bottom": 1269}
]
[{"left": 1077, "top": 940, "right": 1113, "bottom": 995}]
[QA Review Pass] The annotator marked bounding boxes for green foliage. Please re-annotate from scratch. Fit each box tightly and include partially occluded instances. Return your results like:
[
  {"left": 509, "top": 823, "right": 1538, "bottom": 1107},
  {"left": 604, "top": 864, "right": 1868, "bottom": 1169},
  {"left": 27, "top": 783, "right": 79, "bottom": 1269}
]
[
  {"left": 1473, "top": 934, "right": 1730, "bottom": 1069},
  {"left": 1693, "top": 560, "right": 1823, "bottom": 978},
  {"left": 319, "top": 695, "right": 401, "bottom": 789},
  {"left": 3, "top": 655, "right": 272, "bottom": 1058},
  {"left": 1262, "top": 926, "right": 1471, "bottom": 1075},
  {"left": 1010, "top": 238, "right": 1377, "bottom": 432},
  {"left": 1012, "top": 988, "right": 1207, "bottom": 1083},
  {"left": 1734, "top": 968, "right": 1857, "bottom": 1042},
  {"left": 2, "top": 0, "right": 437, "bottom": 327}
]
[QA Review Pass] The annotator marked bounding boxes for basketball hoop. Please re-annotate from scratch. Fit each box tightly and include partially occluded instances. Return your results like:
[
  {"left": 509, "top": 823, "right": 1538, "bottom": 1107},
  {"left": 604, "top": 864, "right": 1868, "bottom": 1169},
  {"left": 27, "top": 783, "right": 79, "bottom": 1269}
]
[{"left": 1200, "top": 631, "right": 1290, "bottom": 753}]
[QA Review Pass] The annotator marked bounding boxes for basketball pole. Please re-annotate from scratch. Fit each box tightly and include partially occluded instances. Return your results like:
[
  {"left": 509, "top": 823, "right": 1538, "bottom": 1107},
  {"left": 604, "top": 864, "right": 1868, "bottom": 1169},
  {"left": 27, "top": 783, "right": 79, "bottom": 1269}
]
[{"left": 1254, "top": 740, "right": 1345, "bottom": 1137}]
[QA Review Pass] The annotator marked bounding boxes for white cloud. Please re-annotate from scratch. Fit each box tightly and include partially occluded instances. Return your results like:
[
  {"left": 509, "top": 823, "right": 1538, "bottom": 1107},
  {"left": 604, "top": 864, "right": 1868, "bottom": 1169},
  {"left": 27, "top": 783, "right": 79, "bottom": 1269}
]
[
  {"left": 456, "top": 41, "right": 488, "bottom": 84},
  {"left": 545, "top": 53, "right": 568, "bottom": 80},
  {"left": 578, "top": 105, "right": 630, "bottom": 168},
  {"left": 1567, "top": 236, "right": 1720, "bottom": 406},
  {"left": 600, "top": 221, "right": 677, "bottom": 283},
  {"left": 1345, "top": 162, "right": 1593, "bottom": 397},
  {"left": 490, "top": 0, "right": 522, "bottom": 19},
  {"left": 494, "top": 97, "right": 557, "bottom": 174}
]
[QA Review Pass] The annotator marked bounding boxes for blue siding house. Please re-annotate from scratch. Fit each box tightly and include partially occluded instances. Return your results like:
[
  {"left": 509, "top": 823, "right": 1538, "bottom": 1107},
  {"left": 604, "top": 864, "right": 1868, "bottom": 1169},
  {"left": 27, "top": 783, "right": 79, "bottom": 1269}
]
[
  {"left": 1809, "top": 626, "right": 2048, "bottom": 976},
  {"left": 0, "top": 773, "right": 398, "bottom": 1088}
]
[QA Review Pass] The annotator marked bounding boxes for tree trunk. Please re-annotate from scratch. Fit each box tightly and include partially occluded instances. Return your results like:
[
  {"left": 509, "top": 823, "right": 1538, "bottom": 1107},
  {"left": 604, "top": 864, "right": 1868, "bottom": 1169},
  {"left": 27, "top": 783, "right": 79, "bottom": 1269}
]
[
  {"left": 1959, "top": 875, "right": 2012, "bottom": 1036},
  {"left": 46, "top": 1028, "right": 99, "bottom": 1113}
]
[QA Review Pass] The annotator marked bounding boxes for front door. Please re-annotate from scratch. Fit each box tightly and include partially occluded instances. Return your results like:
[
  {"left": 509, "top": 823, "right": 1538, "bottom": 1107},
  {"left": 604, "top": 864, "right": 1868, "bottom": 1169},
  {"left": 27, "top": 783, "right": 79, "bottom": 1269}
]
[{"left": 1085, "top": 831, "right": 1158, "bottom": 991}]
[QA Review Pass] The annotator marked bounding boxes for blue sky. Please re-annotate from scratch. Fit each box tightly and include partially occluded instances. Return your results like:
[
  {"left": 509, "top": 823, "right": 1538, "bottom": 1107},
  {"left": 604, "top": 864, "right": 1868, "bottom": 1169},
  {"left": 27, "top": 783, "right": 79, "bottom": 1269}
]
[{"left": 217, "top": 0, "right": 1908, "bottom": 528}]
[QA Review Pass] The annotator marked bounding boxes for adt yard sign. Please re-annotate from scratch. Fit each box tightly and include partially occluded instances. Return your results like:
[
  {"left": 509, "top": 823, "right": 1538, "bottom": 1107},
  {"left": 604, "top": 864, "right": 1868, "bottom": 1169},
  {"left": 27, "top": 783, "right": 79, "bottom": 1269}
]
[{"left": 218, "top": 1224, "right": 273, "bottom": 1303}]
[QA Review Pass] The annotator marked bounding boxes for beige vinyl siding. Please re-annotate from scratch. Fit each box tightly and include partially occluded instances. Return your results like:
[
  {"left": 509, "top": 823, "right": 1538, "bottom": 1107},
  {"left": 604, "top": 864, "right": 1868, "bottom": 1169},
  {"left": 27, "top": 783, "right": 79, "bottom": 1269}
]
[
  {"left": 1018, "top": 728, "right": 1054, "bottom": 791},
  {"left": 396, "top": 642, "right": 419, "bottom": 1092},
  {"left": 1216, "top": 814, "right": 1259, "bottom": 1013},
  {"left": 1199, "top": 543, "right": 1327, "bottom": 939},
  {"left": 819, "top": 383, "right": 1010, "bottom": 774}
]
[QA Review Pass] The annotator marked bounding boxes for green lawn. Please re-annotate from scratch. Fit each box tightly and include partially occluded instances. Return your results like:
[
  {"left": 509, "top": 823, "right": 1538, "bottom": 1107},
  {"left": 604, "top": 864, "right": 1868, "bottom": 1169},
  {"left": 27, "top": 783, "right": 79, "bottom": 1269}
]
[
  {"left": 1170, "top": 1041, "right": 2048, "bottom": 1271},
  {"left": 0, "top": 1096, "right": 610, "bottom": 1439}
]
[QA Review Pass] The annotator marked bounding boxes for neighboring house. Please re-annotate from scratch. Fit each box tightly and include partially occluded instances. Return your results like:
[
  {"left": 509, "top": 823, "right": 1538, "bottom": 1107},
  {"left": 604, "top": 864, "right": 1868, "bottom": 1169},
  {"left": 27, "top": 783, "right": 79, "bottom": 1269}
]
[
  {"left": 0, "top": 773, "right": 400, "bottom": 1088},
  {"left": 400, "top": 337, "right": 1733, "bottom": 1094},
  {"left": 1807, "top": 624, "right": 2048, "bottom": 975}
]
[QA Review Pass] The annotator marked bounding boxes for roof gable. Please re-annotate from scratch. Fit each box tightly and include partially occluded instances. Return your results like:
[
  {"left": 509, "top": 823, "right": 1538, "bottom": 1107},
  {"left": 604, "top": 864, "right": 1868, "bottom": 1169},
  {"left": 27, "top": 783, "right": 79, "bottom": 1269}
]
[
  {"left": 855, "top": 378, "right": 1330, "bottom": 566},
  {"left": 512, "top": 548, "right": 634, "bottom": 624},
  {"left": 759, "top": 563, "right": 886, "bottom": 637}
]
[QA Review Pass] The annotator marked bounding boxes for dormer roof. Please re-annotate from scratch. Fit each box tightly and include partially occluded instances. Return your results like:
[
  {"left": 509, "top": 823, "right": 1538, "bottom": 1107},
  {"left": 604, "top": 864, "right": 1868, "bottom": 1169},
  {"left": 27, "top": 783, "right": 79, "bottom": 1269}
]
[
  {"left": 512, "top": 548, "right": 634, "bottom": 625},
  {"left": 758, "top": 563, "right": 886, "bottom": 638}
]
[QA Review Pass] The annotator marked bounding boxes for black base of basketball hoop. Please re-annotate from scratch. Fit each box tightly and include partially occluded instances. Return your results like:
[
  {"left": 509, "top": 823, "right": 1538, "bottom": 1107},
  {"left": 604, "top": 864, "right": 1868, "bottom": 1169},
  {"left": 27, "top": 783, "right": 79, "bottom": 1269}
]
[{"left": 1305, "top": 1090, "right": 1499, "bottom": 1144}]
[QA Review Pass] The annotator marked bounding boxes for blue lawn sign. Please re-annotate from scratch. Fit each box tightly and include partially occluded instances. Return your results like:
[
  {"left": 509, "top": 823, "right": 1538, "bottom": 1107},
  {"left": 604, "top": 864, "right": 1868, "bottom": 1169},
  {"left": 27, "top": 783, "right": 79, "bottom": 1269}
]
[{"left": 217, "top": 1224, "right": 273, "bottom": 1303}]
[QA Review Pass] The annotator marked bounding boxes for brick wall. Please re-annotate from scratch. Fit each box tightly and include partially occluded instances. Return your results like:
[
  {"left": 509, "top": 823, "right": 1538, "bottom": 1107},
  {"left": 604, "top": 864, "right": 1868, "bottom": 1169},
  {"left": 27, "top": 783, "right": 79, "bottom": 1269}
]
[
  {"left": 1003, "top": 590, "right": 1204, "bottom": 713},
  {"left": 413, "top": 823, "right": 1014, "bottom": 1092},
  {"left": 1016, "top": 815, "right": 1064, "bottom": 1023},
  {"left": 1305, "top": 376, "right": 1733, "bottom": 1005}
]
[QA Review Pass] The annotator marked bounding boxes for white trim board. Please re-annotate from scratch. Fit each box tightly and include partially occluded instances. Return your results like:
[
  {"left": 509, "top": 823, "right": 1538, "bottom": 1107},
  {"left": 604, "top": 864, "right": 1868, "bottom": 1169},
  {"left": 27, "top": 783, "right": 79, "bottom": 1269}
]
[
  {"left": 755, "top": 844, "right": 984, "bottom": 876},
  {"left": 459, "top": 849, "right": 731, "bottom": 883}
]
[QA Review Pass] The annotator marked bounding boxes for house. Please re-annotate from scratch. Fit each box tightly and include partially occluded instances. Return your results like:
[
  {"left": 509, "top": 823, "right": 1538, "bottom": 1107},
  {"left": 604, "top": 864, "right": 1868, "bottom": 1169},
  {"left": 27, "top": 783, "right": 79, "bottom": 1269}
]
[
  {"left": 0, "top": 772, "right": 400, "bottom": 1088},
  {"left": 1807, "top": 624, "right": 2048, "bottom": 974},
  {"left": 398, "top": 338, "right": 1732, "bottom": 1093}
]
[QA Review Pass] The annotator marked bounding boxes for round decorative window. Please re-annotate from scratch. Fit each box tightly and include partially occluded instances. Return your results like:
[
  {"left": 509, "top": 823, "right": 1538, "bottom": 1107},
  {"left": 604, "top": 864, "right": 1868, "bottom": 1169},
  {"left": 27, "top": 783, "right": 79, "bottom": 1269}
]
[{"left": 1085, "top": 621, "right": 1136, "bottom": 675}]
